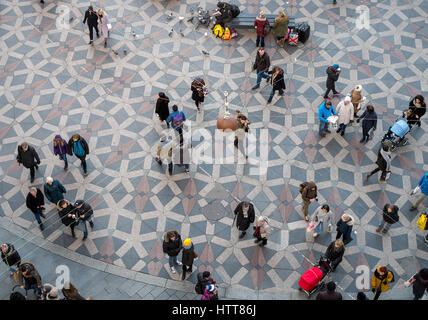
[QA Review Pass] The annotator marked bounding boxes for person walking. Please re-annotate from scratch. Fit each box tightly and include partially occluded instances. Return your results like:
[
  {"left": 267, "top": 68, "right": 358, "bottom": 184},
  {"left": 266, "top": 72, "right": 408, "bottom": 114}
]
[
  {"left": 410, "top": 172, "right": 428, "bottom": 211},
  {"left": 234, "top": 201, "right": 256, "bottom": 239},
  {"left": 366, "top": 144, "right": 391, "bottom": 183},
  {"left": 68, "top": 133, "right": 89, "bottom": 175},
  {"left": 234, "top": 111, "right": 251, "bottom": 159},
  {"left": 26, "top": 187, "right": 46, "bottom": 231},
  {"left": 57, "top": 199, "right": 78, "bottom": 238},
  {"left": 253, "top": 216, "right": 271, "bottom": 247},
  {"left": 172, "top": 142, "right": 190, "bottom": 174},
  {"left": 163, "top": 230, "right": 183, "bottom": 274},
  {"left": 74, "top": 200, "right": 94, "bottom": 240},
  {"left": 97, "top": 9, "right": 110, "bottom": 48},
  {"left": 350, "top": 85, "right": 365, "bottom": 121},
  {"left": 254, "top": 11, "right": 270, "bottom": 48},
  {"left": 17, "top": 262, "right": 42, "bottom": 298},
  {"left": 318, "top": 100, "right": 336, "bottom": 137},
  {"left": 358, "top": 105, "right": 377, "bottom": 143},
  {"left": 62, "top": 281, "right": 92, "bottom": 300},
  {"left": 273, "top": 10, "right": 289, "bottom": 46},
  {"left": 406, "top": 268, "right": 428, "bottom": 300},
  {"left": 155, "top": 92, "right": 170, "bottom": 128},
  {"left": 376, "top": 203, "right": 399, "bottom": 234},
  {"left": 43, "top": 177, "right": 66, "bottom": 206},
  {"left": 53, "top": 135, "right": 69, "bottom": 170},
  {"left": 300, "top": 181, "right": 318, "bottom": 222},
  {"left": 191, "top": 78, "right": 206, "bottom": 111},
  {"left": 266, "top": 66, "right": 286, "bottom": 104},
  {"left": 336, "top": 213, "right": 354, "bottom": 245},
  {"left": 371, "top": 266, "right": 394, "bottom": 300},
  {"left": 316, "top": 281, "right": 342, "bottom": 300},
  {"left": 406, "top": 95, "right": 426, "bottom": 128},
  {"left": 155, "top": 134, "right": 174, "bottom": 175},
  {"left": 82, "top": 6, "right": 99, "bottom": 45},
  {"left": 167, "top": 105, "right": 186, "bottom": 146},
  {"left": 324, "top": 239, "right": 345, "bottom": 271},
  {"left": 195, "top": 271, "right": 216, "bottom": 294},
  {"left": 1, "top": 243, "right": 21, "bottom": 276},
  {"left": 310, "top": 204, "right": 333, "bottom": 238},
  {"left": 251, "top": 48, "right": 270, "bottom": 90},
  {"left": 323, "top": 64, "right": 341, "bottom": 100},
  {"left": 181, "top": 238, "right": 197, "bottom": 280},
  {"left": 16, "top": 142, "right": 41, "bottom": 183},
  {"left": 335, "top": 96, "right": 353, "bottom": 136}
]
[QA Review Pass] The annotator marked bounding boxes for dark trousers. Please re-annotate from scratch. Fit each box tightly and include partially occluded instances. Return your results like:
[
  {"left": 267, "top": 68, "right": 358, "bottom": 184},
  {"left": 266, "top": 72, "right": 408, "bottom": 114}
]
[
  {"left": 256, "top": 35, "right": 265, "bottom": 47},
  {"left": 176, "top": 127, "right": 183, "bottom": 145},
  {"left": 255, "top": 236, "right": 267, "bottom": 245},
  {"left": 29, "top": 165, "right": 36, "bottom": 179},
  {"left": 76, "top": 155, "right": 87, "bottom": 172},
  {"left": 362, "top": 128, "right": 371, "bottom": 140},
  {"left": 182, "top": 264, "right": 193, "bottom": 278},
  {"left": 336, "top": 231, "right": 352, "bottom": 245},
  {"left": 373, "top": 289, "right": 382, "bottom": 300},
  {"left": 324, "top": 84, "right": 338, "bottom": 99},
  {"left": 369, "top": 167, "right": 387, "bottom": 180},
  {"left": 88, "top": 24, "right": 99, "bottom": 41}
]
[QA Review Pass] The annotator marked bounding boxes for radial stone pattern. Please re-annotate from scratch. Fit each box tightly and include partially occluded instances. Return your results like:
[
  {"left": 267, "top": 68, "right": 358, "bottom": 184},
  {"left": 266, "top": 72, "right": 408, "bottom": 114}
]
[{"left": 0, "top": 0, "right": 427, "bottom": 298}]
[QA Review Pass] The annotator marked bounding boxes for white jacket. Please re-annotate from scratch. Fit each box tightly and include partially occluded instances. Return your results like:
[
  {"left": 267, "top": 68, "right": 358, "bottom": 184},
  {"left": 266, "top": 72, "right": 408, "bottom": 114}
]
[{"left": 336, "top": 100, "right": 354, "bottom": 125}]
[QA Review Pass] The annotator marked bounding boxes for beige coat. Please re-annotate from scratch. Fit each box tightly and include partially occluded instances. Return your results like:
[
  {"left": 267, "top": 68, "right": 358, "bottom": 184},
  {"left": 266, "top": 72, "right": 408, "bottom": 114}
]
[
  {"left": 336, "top": 100, "right": 354, "bottom": 125},
  {"left": 351, "top": 89, "right": 364, "bottom": 113},
  {"left": 256, "top": 217, "right": 271, "bottom": 239}
]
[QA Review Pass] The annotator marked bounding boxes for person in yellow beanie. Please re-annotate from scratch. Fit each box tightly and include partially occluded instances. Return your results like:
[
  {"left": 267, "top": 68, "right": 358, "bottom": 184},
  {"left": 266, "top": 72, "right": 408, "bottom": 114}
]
[{"left": 181, "top": 238, "right": 197, "bottom": 280}]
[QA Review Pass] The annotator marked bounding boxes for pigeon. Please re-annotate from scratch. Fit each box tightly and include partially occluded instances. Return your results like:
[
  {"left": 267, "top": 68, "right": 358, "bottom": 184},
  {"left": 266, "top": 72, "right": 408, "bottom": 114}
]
[
  {"left": 69, "top": 17, "right": 74, "bottom": 23},
  {"left": 167, "top": 12, "right": 173, "bottom": 20},
  {"left": 132, "top": 31, "right": 136, "bottom": 38},
  {"left": 123, "top": 49, "right": 127, "bottom": 55},
  {"left": 113, "top": 50, "right": 119, "bottom": 55},
  {"left": 202, "top": 50, "right": 209, "bottom": 55},
  {"left": 168, "top": 28, "right": 173, "bottom": 37}
]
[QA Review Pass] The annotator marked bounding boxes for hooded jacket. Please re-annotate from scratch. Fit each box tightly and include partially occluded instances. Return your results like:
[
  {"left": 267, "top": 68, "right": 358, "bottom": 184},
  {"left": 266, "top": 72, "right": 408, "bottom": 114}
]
[
  {"left": 412, "top": 268, "right": 428, "bottom": 299},
  {"left": 326, "top": 66, "right": 340, "bottom": 89},
  {"left": 273, "top": 14, "right": 289, "bottom": 37},
  {"left": 17, "top": 262, "right": 42, "bottom": 287},
  {"left": 68, "top": 136, "right": 89, "bottom": 157},
  {"left": 234, "top": 202, "right": 255, "bottom": 231},
  {"left": 254, "top": 15, "right": 270, "bottom": 37},
  {"left": 74, "top": 200, "right": 93, "bottom": 221},
  {"left": 371, "top": 267, "right": 394, "bottom": 293},
  {"left": 253, "top": 51, "right": 270, "bottom": 73},
  {"left": 181, "top": 244, "right": 196, "bottom": 267},
  {"left": 268, "top": 68, "right": 286, "bottom": 90},
  {"left": 53, "top": 135, "right": 69, "bottom": 156},
  {"left": 162, "top": 230, "right": 183, "bottom": 257},
  {"left": 1, "top": 244, "right": 21, "bottom": 267},
  {"left": 26, "top": 189, "right": 45, "bottom": 214},
  {"left": 44, "top": 179, "right": 66, "bottom": 204},
  {"left": 301, "top": 181, "right": 317, "bottom": 201},
  {"left": 16, "top": 145, "right": 40, "bottom": 168},
  {"left": 325, "top": 241, "right": 345, "bottom": 268},
  {"left": 57, "top": 200, "right": 78, "bottom": 227},
  {"left": 155, "top": 95, "right": 170, "bottom": 121},
  {"left": 318, "top": 102, "right": 336, "bottom": 123},
  {"left": 382, "top": 204, "right": 399, "bottom": 225},
  {"left": 336, "top": 214, "right": 354, "bottom": 240}
]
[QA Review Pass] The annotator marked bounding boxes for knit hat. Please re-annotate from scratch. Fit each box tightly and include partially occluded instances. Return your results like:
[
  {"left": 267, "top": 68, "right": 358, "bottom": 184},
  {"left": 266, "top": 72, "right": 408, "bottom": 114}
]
[
  {"left": 183, "top": 238, "right": 192, "bottom": 249},
  {"left": 344, "top": 96, "right": 351, "bottom": 103},
  {"left": 332, "top": 64, "right": 339, "bottom": 69},
  {"left": 206, "top": 284, "right": 216, "bottom": 292},
  {"left": 354, "top": 85, "right": 362, "bottom": 92}
]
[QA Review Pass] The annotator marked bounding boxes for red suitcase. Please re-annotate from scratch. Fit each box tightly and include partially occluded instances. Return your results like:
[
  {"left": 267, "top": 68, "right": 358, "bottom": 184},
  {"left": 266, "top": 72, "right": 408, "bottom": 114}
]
[{"left": 299, "top": 267, "right": 323, "bottom": 291}]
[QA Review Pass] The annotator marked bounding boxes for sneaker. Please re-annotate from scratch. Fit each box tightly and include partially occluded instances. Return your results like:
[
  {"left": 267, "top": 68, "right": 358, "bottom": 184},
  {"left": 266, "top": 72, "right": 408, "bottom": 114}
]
[
  {"left": 170, "top": 266, "right": 176, "bottom": 274},
  {"left": 82, "top": 234, "right": 87, "bottom": 241},
  {"left": 176, "top": 261, "right": 182, "bottom": 266},
  {"left": 334, "top": 91, "right": 341, "bottom": 95},
  {"left": 251, "top": 86, "right": 259, "bottom": 90},
  {"left": 376, "top": 227, "right": 381, "bottom": 233},
  {"left": 185, "top": 169, "right": 189, "bottom": 173},
  {"left": 360, "top": 138, "right": 366, "bottom": 143},
  {"left": 382, "top": 229, "right": 388, "bottom": 234},
  {"left": 181, "top": 273, "right": 186, "bottom": 280},
  {"left": 313, "top": 233, "right": 319, "bottom": 238},
  {"left": 319, "top": 133, "right": 326, "bottom": 137},
  {"left": 267, "top": 101, "right": 271, "bottom": 104},
  {"left": 88, "top": 40, "right": 93, "bottom": 45},
  {"left": 336, "top": 128, "right": 341, "bottom": 133},
  {"left": 64, "top": 162, "right": 68, "bottom": 170},
  {"left": 409, "top": 206, "right": 417, "bottom": 211},
  {"left": 89, "top": 221, "right": 94, "bottom": 229},
  {"left": 71, "top": 230, "right": 76, "bottom": 238},
  {"left": 325, "top": 97, "right": 332, "bottom": 100},
  {"left": 39, "top": 224, "right": 44, "bottom": 231}
]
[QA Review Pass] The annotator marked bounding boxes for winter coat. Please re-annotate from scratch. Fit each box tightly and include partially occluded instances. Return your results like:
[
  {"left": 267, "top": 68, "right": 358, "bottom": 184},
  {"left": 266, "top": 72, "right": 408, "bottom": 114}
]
[
  {"left": 318, "top": 102, "right": 336, "bottom": 123},
  {"left": 412, "top": 268, "right": 428, "bottom": 299},
  {"left": 44, "top": 180, "right": 66, "bottom": 204},
  {"left": 336, "top": 100, "right": 354, "bottom": 125},
  {"left": 257, "top": 217, "right": 271, "bottom": 239},
  {"left": 26, "top": 189, "right": 45, "bottom": 214},
  {"left": 83, "top": 9, "right": 99, "bottom": 26},
  {"left": 409, "top": 97, "right": 426, "bottom": 119},
  {"left": 74, "top": 200, "right": 93, "bottom": 221},
  {"left": 336, "top": 214, "right": 354, "bottom": 241},
  {"left": 267, "top": 69, "right": 286, "bottom": 90},
  {"left": 316, "top": 290, "right": 342, "bottom": 300},
  {"left": 371, "top": 267, "right": 394, "bottom": 292},
  {"left": 301, "top": 181, "right": 317, "bottom": 202},
  {"left": 382, "top": 204, "right": 399, "bottom": 225},
  {"left": 326, "top": 66, "right": 340, "bottom": 89},
  {"left": 57, "top": 200, "right": 78, "bottom": 227},
  {"left": 311, "top": 206, "right": 333, "bottom": 231},
  {"left": 234, "top": 202, "right": 255, "bottom": 231},
  {"left": 360, "top": 110, "right": 377, "bottom": 132},
  {"left": 375, "top": 147, "right": 391, "bottom": 171},
  {"left": 351, "top": 89, "right": 363, "bottom": 105},
  {"left": 273, "top": 15, "right": 289, "bottom": 37},
  {"left": 155, "top": 96, "right": 170, "bottom": 121},
  {"left": 1, "top": 244, "right": 21, "bottom": 267},
  {"left": 167, "top": 111, "right": 186, "bottom": 130},
  {"left": 98, "top": 13, "right": 110, "bottom": 39},
  {"left": 162, "top": 230, "right": 183, "bottom": 257},
  {"left": 325, "top": 241, "right": 345, "bottom": 268},
  {"left": 191, "top": 79, "right": 205, "bottom": 103},
  {"left": 253, "top": 52, "right": 270, "bottom": 73},
  {"left": 53, "top": 135, "right": 69, "bottom": 156},
  {"left": 17, "top": 262, "right": 42, "bottom": 287},
  {"left": 181, "top": 244, "right": 195, "bottom": 267},
  {"left": 418, "top": 173, "right": 428, "bottom": 196},
  {"left": 196, "top": 272, "right": 215, "bottom": 294},
  {"left": 68, "top": 136, "right": 89, "bottom": 157},
  {"left": 16, "top": 145, "right": 40, "bottom": 168},
  {"left": 254, "top": 15, "right": 270, "bottom": 37}
]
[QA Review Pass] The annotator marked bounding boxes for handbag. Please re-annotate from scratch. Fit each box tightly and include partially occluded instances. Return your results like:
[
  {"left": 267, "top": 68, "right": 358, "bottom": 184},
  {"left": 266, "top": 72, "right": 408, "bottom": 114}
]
[
  {"left": 253, "top": 226, "right": 261, "bottom": 238},
  {"left": 107, "top": 23, "right": 112, "bottom": 30},
  {"left": 194, "top": 252, "right": 198, "bottom": 259},
  {"left": 263, "top": 23, "right": 270, "bottom": 35}
]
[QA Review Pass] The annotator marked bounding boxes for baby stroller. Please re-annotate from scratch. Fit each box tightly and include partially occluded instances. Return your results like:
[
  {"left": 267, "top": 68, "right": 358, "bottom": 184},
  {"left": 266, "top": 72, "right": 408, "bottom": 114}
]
[
  {"left": 298, "top": 256, "right": 332, "bottom": 297},
  {"left": 381, "top": 119, "right": 410, "bottom": 151}
]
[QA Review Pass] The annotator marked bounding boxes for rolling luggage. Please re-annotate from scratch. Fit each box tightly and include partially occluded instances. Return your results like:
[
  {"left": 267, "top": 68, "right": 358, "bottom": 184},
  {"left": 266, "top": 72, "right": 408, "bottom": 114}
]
[
  {"left": 296, "top": 22, "right": 310, "bottom": 43},
  {"left": 299, "top": 267, "right": 323, "bottom": 291}
]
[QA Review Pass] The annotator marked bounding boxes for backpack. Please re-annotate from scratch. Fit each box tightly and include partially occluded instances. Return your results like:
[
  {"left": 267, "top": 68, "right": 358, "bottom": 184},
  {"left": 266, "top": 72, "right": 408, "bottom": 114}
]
[
  {"left": 288, "top": 30, "right": 298, "bottom": 45},
  {"left": 299, "top": 182, "right": 309, "bottom": 194},
  {"left": 263, "top": 23, "right": 271, "bottom": 36},
  {"left": 416, "top": 212, "right": 427, "bottom": 230},
  {"left": 222, "top": 27, "right": 231, "bottom": 40},
  {"left": 172, "top": 112, "right": 184, "bottom": 128},
  {"left": 195, "top": 282, "right": 203, "bottom": 294},
  {"left": 213, "top": 24, "right": 225, "bottom": 38},
  {"left": 230, "top": 28, "right": 238, "bottom": 39}
]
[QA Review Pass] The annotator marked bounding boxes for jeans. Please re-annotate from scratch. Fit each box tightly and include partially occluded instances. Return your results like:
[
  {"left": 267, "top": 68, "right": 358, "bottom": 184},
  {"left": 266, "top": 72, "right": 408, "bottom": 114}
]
[
  {"left": 88, "top": 23, "right": 99, "bottom": 41},
  {"left": 339, "top": 123, "right": 347, "bottom": 133},
  {"left": 80, "top": 217, "right": 93, "bottom": 237},
  {"left": 267, "top": 88, "right": 284, "bottom": 103},
  {"left": 25, "top": 283, "right": 42, "bottom": 295},
  {"left": 256, "top": 35, "right": 265, "bottom": 47},
  {"left": 314, "top": 221, "right": 323, "bottom": 234},
  {"left": 336, "top": 231, "right": 352, "bottom": 245},
  {"left": 256, "top": 236, "right": 267, "bottom": 245},
  {"left": 319, "top": 121, "right": 329, "bottom": 135},
  {"left": 59, "top": 153, "right": 68, "bottom": 163},
  {"left": 176, "top": 127, "right": 184, "bottom": 145},
  {"left": 168, "top": 255, "right": 178, "bottom": 268},
  {"left": 76, "top": 154, "right": 87, "bottom": 172},
  {"left": 255, "top": 70, "right": 270, "bottom": 88},
  {"left": 324, "top": 85, "right": 338, "bottom": 99},
  {"left": 378, "top": 220, "right": 391, "bottom": 231},
  {"left": 33, "top": 209, "right": 43, "bottom": 225}
]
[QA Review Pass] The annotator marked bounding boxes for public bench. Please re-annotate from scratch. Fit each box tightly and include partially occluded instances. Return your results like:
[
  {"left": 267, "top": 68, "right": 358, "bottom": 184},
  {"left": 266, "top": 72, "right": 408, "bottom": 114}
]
[{"left": 226, "top": 13, "right": 295, "bottom": 29}]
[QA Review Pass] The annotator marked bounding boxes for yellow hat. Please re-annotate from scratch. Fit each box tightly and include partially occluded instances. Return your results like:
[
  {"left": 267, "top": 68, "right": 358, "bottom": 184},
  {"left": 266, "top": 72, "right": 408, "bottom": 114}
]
[{"left": 183, "top": 238, "right": 192, "bottom": 248}]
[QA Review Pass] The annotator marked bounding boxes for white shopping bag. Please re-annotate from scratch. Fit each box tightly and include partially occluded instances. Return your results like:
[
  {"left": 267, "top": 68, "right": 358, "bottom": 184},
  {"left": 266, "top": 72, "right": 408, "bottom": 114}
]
[
  {"left": 410, "top": 186, "right": 420, "bottom": 196},
  {"left": 107, "top": 23, "right": 112, "bottom": 30}
]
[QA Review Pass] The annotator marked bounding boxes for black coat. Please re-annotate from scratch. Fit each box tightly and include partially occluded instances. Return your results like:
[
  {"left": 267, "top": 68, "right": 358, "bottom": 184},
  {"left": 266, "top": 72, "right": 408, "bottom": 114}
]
[
  {"left": 360, "top": 110, "right": 377, "bottom": 133},
  {"left": 1, "top": 244, "right": 21, "bottom": 267},
  {"left": 316, "top": 290, "right": 342, "bottom": 300},
  {"left": 382, "top": 204, "right": 399, "bottom": 224},
  {"left": 162, "top": 231, "right": 183, "bottom": 257},
  {"left": 74, "top": 201, "right": 93, "bottom": 221},
  {"left": 83, "top": 10, "right": 99, "bottom": 26},
  {"left": 155, "top": 96, "right": 170, "bottom": 121},
  {"left": 181, "top": 244, "right": 195, "bottom": 266},
  {"left": 26, "top": 189, "right": 45, "bottom": 214},
  {"left": 325, "top": 241, "right": 344, "bottom": 268},
  {"left": 234, "top": 202, "right": 255, "bottom": 231},
  {"left": 375, "top": 148, "right": 389, "bottom": 170},
  {"left": 336, "top": 219, "right": 353, "bottom": 240},
  {"left": 191, "top": 80, "right": 205, "bottom": 103},
  {"left": 253, "top": 52, "right": 270, "bottom": 72},
  {"left": 68, "top": 137, "right": 89, "bottom": 156},
  {"left": 16, "top": 145, "right": 40, "bottom": 168},
  {"left": 409, "top": 98, "right": 426, "bottom": 119},
  {"left": 268, "top": 69, "right": 286, "bottom": 90},
  {"left": 412, "top": 269, "right": 428, "bottom": 299},
  {"left": 58, "top": 203, "right": 78, "bottom": 227},
  {"left": 326, "top": 66, "right": 340, "bottom": 89}
]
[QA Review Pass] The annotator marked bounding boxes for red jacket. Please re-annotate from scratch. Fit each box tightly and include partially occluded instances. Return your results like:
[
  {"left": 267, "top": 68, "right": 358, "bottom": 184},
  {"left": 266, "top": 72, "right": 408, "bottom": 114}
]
[{"left": 254, "top": 16, "right": 269, "bottom": 37}]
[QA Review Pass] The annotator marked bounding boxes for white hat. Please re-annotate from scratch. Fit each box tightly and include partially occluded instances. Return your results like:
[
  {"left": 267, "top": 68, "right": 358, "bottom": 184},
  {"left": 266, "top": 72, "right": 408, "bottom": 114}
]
[
  {"left": 46, "top": 176, "right": 53, "bottom": 183},
  {"left": 355, "top": 85, "right": 362, "bottom": 92},
  {"left": 344, "top": 96, "right": 351, "bottom": 102},
  {"left": 159, "top": 134, "right": 167, "bottom": 143}
]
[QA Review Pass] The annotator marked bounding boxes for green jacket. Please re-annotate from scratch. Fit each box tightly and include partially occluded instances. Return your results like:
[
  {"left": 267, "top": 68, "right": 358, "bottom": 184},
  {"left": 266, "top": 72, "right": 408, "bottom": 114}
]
[{"left": 273, "top": 15, "right": 289, "bottom": 37}]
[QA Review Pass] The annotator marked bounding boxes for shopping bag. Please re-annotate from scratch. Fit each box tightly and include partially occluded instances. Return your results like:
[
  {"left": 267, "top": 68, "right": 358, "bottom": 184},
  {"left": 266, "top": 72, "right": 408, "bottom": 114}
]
[{"left": 416, "top": 212, "right": 427, "bottom": 230}]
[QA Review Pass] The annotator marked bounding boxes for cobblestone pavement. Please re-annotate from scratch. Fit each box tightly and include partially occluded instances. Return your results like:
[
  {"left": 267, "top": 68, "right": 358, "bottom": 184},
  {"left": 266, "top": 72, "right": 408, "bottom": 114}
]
[{"left": 0, "top": 0, "right": 427, "bottom": 299}]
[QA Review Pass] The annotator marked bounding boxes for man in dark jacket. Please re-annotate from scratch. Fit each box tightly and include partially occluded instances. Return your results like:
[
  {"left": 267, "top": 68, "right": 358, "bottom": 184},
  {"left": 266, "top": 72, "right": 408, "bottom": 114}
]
[
  {"left": 358, "top": 105, "right": 377, "bottom": 143},
  {"left": 1, "top": 243, "right": 21, "bottom": 276},
  {"left": 316, "top": 281, "right": 342, "bottom": 300},
  {"left": 74, "top": 200, "right": 94, "bottom": 240},
  {"left": 323, "top": 64, "right": 341, "bottom": 100},
  {"left": 68, "top": 134, "right": 90, "bottom": 175},
  {"left": 16, "top": 142, "right": 40, "bottom": 183},
  {"left": 195, "top": 271, "right": 216, "bottom": 294},
  {"left": 300, "top": 181, "right": 318, "bottom": 222},
  {"left": 252, "top": 48, "right": 270, "bottom": 90},
  {"left": 325, "top": 239, "right": 345, "bottom": 271},
  {"left": 26, "top": 187, "right": 46, "bottom": 231},
  {"left": 83, "top": 6, "right": 99, "bottom": 45},
  {"left": 409, "top": 268, "right": 428, "bottom": 300},
  {"left": 234, "top": 201, "right": 255, "bottom": 239},
  {"left": 17, "top": 262, "right": 42, "bottom": 298},
  {"left": 155, "top": 92, "right": 170, "bottom": 127},
  {"left": 44, "top": 176, "right": 66, "bottom": 205},
  {"left": 376, "top": 204, "right": 399, "bottom": 234},
  {"left": 267, "top": 66, "right": 286, "bottom": 104},
  {"left": 57, "top": 199, "right": 78, "bottom": 238},
  {"left": 162, "top": 230, "right": 183, "bottom": 274}
]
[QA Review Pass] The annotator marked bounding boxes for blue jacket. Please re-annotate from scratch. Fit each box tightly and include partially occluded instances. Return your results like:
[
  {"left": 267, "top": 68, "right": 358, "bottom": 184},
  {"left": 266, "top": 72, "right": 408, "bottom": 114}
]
[
  {"left": 418, "top": 173, "right": 428, "bottom": 196},
  {"left": 319, "top": 102, "right": 336, "bottom": 123},
  {"left": 167, "top": 111, "right": 186, "bottom": 130}
]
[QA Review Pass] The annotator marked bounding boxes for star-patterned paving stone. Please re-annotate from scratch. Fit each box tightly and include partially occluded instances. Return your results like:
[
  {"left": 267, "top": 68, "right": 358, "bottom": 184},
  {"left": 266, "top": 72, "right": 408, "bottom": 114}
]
[{"left": 0, "top": 0, "right": 427, "bottom": 300}]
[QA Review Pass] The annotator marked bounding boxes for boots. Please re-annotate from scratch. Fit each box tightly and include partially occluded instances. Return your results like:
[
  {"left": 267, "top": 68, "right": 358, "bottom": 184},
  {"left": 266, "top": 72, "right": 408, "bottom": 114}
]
[
  {"left": 64, "top": 161, "right": 68, "bottom": 170},
  {"left": 366, "top": 173, "right": 371, "bottom": 180},
  {"left": 89, "top": 221, "right": 94, "bottom": 229}
]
